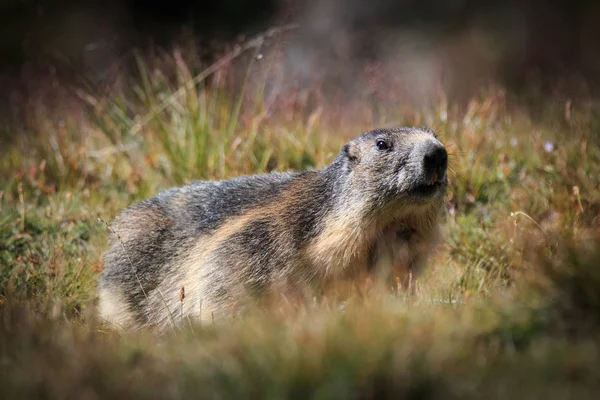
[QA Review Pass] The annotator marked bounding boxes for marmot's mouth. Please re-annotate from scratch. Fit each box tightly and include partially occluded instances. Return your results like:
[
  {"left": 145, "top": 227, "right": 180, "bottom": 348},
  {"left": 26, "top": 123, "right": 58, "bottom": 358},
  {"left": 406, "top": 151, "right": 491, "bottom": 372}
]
[{"left": 409, "top": 181, "right": 445, "bottom": 197}]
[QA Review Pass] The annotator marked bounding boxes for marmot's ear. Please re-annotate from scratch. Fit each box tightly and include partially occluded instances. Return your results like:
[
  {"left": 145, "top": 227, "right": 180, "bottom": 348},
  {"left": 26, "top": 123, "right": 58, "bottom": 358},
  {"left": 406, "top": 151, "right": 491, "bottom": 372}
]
[{"left": 343, "top": 143, "right": 359, "bottom": 166}]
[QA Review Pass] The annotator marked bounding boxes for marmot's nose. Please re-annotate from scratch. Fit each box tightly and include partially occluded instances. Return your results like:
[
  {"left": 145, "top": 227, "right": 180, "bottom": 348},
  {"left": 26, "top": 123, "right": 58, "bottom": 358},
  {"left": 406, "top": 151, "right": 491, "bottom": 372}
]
[{"left": 422, "top": 142, "right": 448, "bottom": 182}]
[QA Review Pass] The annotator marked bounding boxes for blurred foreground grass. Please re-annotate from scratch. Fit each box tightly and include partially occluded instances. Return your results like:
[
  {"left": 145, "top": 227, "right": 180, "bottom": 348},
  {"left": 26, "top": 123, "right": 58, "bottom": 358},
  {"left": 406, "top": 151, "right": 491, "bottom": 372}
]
[{"left": 1, "top": 32, "right": 600, "bottom": 398}]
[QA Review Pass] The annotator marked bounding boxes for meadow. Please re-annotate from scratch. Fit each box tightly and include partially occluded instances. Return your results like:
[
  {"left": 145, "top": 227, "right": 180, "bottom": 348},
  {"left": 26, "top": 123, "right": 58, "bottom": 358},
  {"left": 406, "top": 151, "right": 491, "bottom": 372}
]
[{"left": 1, "top": 29, "right": 600, "bottom": 398}]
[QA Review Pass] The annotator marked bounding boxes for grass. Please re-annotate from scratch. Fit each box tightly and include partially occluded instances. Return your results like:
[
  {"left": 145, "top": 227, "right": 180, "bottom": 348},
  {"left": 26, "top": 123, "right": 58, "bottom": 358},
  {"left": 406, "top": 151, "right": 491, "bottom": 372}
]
[{"left": 2, "top": 29, "right": 600, "bottom": 398}]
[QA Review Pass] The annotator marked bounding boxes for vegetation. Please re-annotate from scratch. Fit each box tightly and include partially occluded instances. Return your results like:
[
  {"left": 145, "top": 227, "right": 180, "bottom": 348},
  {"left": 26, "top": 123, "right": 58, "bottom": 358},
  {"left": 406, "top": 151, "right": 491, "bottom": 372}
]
[{"left": 1, "top": 30, "right": 600, "bottom": 398}]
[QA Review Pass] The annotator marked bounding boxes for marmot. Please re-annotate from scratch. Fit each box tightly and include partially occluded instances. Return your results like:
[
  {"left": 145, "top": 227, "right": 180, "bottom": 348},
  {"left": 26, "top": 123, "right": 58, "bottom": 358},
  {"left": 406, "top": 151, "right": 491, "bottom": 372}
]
[{"left": 98, "top": 127, "right": 448, "bottom": 330}]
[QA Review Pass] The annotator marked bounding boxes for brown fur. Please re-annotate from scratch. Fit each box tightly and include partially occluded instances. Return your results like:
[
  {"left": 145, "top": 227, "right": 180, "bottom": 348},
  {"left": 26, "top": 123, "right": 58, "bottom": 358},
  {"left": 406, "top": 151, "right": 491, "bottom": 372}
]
[{"left": 98, "top": 127, "right": 448, "bottom": 330}]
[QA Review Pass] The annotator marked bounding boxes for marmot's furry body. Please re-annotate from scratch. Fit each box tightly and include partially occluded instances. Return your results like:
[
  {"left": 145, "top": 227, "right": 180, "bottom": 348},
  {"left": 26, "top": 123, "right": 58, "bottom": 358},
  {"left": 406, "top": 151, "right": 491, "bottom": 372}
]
[{"left": 99, "top": 127, "right": 448, "bottom": 330}]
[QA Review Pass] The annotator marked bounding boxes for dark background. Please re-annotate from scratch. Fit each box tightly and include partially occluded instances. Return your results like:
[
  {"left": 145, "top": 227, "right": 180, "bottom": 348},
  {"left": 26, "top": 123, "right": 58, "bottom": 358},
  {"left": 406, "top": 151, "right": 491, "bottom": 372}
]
[{"left": 2, "top": 0, "right": 600, "bottom": 99}]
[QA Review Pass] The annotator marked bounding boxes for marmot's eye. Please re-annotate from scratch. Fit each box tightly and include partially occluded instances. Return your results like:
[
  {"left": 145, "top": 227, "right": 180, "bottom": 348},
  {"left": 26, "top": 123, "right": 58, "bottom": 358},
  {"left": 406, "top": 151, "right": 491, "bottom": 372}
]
[{"left": 376, "top": 140, "right": 389, "bottom": 151}]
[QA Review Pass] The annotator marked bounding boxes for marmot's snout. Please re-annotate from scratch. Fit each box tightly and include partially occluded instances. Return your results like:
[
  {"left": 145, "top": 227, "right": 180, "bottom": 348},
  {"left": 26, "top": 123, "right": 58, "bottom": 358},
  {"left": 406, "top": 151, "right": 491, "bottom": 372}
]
[
  {"left": 421, "top": 140, "right": 448, "bottom": 185},
  {"left": 406, "top": 137, "right": 448, "bottom": 198}
]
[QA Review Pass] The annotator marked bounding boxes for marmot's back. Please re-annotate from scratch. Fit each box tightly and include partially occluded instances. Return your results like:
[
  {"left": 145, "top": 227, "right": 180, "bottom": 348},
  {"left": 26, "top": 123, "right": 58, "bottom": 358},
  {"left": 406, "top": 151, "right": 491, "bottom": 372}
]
[{"left": 156, "top": 172, "right": 296, "bottom": 234}]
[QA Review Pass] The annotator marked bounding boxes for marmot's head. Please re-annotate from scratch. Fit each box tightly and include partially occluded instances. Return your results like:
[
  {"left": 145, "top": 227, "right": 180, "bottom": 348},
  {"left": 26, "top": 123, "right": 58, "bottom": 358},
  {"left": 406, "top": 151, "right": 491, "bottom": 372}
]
[{"left": 341, "top": 127, "right": 448, "bottom": 208}]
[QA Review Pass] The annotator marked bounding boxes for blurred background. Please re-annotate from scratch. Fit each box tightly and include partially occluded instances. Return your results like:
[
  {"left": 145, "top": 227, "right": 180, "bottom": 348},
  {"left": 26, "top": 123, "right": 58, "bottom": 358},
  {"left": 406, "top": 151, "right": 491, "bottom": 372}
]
[{"left": 2, "top": 0, "right": 600, "bottom": 116}]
